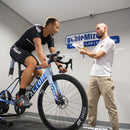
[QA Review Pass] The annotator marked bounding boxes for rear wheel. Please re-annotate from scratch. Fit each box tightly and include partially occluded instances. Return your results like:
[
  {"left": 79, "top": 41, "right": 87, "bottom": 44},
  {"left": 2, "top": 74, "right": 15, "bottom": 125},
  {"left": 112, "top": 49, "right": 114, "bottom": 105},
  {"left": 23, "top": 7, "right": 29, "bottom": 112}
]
[
  {"left": 38, "top": 74, "right": 88, "bottom": 130},
  {"left": 0, "top": 90, "right": 11, "bottom": 114}
]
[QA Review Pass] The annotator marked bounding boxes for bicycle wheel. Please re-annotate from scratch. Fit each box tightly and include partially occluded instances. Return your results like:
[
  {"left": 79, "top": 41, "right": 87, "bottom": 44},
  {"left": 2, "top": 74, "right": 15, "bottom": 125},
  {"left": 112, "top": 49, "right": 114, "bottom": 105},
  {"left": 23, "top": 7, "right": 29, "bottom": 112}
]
[
  {"left": 38, "top": 74, "right": 88, "bottom": 130},
  {"left": 0, "top": 90, "right": 11, "bottom": 114}
]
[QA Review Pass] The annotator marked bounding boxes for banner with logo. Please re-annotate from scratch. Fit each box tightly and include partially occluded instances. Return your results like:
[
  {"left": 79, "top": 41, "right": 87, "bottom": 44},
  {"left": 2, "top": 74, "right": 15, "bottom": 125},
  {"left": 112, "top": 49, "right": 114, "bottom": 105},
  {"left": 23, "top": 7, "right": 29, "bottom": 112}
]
[{"left": 65, "top": 31, "right": 120, "bottom": 49}]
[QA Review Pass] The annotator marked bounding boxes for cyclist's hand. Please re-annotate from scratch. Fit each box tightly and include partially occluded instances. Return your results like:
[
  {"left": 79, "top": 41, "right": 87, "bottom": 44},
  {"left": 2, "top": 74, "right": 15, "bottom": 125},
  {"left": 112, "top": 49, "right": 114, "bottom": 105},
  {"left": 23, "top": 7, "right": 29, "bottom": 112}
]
[
  {"left": 40, "top": 61, "right": 50, "bottom": 68},
  {"left": 59, "top": 67, "right": 67, "bottom": 73}
]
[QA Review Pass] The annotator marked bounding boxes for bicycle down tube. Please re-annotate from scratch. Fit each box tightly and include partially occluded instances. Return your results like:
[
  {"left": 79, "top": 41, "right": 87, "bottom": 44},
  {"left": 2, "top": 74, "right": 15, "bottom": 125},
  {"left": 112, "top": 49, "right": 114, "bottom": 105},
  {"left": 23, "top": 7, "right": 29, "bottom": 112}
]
[{"left": 28, "top": 66, "right": 60, "bottom": 101}]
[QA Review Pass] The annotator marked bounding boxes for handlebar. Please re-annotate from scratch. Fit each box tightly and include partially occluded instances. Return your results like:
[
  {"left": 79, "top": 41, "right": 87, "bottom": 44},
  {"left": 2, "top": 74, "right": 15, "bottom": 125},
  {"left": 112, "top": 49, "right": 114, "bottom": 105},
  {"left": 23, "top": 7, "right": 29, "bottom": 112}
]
[
  {"left": 35, "top": 51, "right": 72, "bottom": 70},
  {"left": 47, "top": 51, "right": 60, "bottom": 64}
]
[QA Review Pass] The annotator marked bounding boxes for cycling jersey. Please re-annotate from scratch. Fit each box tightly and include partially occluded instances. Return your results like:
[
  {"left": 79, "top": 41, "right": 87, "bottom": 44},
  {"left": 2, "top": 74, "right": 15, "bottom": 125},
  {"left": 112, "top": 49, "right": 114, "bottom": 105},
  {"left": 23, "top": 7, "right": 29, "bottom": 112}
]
[
  {"left": 13, "top": 25, "right": 54, "bottom": 52},
  {"left": 10, "top": 24, "right": 55, "bottom": 65}
]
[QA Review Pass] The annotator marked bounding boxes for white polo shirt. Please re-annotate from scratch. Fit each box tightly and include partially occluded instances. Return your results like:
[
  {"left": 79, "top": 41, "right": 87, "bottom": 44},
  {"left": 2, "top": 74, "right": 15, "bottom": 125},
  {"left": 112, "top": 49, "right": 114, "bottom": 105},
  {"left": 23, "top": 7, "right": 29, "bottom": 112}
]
[{"left": 90, "top": 36, "right": 116, "bottom": 76}]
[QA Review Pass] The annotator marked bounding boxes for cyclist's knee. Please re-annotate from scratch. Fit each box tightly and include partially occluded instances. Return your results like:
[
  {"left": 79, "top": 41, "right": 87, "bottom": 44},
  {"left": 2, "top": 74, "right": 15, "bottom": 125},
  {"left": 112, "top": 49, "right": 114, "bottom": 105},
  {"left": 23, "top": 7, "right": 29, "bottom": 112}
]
[
  {"left": 34, "top": 69, "right": 42, "bottom": 76},
  {"left": 37, "top": 70, "right": 42, "bottom": 76},
  {"left": 25, "top": 56, "right": 37, "bottom": 69},
  {"left": 29, "top": 62, "right": 37, "bottom": 68}
]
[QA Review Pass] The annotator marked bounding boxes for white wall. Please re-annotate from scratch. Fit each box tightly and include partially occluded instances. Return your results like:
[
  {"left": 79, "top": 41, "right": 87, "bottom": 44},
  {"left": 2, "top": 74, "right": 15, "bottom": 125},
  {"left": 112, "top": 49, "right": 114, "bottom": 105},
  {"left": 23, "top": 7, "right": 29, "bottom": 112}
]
[
  {"left": 0, "top": 0, "right": 130, "bottom": 125},
  {"left": 0, "top": 1, "right": 31, "bottom": 111}
]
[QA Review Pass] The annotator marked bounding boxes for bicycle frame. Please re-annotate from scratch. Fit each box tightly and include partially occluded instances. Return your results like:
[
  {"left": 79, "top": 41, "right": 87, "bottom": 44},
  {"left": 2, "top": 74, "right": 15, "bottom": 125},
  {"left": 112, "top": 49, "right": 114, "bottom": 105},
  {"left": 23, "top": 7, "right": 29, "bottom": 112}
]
[
  {"left": 0, "top": 77, "right": 20, "bottom": 105},
  {"left": 0, "top": 66, "right": 61, "bottom": 106},
  {"left": 28, "top": 66, "right": 61, "bottom": 101}
]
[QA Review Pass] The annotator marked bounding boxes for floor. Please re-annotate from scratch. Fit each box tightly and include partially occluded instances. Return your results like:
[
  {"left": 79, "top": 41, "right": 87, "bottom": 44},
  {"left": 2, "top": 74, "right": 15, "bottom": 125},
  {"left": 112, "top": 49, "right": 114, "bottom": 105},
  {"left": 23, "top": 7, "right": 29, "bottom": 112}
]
[{"left": 0, "top": 114, "right": 129, "bottom": 130}]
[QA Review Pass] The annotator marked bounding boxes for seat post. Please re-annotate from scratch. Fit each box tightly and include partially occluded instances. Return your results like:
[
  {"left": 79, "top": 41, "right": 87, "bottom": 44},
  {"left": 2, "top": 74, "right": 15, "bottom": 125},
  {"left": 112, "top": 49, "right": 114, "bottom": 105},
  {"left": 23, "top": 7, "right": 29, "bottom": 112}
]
[{"left": 18, "top": 63, "right": 22, "bottom": 78}]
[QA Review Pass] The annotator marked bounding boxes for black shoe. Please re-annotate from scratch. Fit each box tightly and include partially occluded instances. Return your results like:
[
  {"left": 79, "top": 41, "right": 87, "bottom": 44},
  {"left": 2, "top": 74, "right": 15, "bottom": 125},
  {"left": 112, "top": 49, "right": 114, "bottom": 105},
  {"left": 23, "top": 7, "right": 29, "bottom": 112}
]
[{"left": 15, "top": 95, "right": 32, "bottom": 108}]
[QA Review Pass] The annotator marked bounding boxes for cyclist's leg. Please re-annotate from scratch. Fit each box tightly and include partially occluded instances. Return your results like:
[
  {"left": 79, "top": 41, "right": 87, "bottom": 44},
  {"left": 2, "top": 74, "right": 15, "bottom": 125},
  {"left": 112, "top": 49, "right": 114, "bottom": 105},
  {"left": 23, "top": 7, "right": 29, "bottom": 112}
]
[
  {"left": 27, "top": 69, "right": 42, "bottom": 86},
  {"left": 10, "top": 46, "right": 41, "bottom": 89},
  {"left": 19, "top": 56, "right": 43, "bottom": 108},
  {"left": 20, "top": 56, "right": 38, "bottom": 89},
  {"left": 10, "top": 46, "right": 40, "bottom": 108}
]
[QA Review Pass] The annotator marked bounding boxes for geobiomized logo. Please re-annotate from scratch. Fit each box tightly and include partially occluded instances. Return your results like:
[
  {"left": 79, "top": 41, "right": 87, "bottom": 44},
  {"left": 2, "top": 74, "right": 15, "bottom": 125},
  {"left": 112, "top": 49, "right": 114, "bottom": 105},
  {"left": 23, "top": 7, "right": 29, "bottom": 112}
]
[{"left": 65, "top": 31, "right": 120, "bottom": 49}]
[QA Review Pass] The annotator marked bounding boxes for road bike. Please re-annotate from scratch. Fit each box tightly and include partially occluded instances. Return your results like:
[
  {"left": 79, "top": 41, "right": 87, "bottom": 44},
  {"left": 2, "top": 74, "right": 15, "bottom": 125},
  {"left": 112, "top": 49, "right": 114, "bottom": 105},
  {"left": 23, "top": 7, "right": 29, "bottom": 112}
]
[{"left": 0, "top": 51, "right": 88, "bottom": 130}]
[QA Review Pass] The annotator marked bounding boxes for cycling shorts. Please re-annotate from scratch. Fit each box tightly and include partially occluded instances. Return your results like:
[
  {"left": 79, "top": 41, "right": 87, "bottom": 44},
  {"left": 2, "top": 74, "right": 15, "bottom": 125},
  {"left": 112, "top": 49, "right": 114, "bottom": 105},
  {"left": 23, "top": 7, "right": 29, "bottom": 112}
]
[{"left": 10, "top": 46, "right": 39, "bottom": 65}]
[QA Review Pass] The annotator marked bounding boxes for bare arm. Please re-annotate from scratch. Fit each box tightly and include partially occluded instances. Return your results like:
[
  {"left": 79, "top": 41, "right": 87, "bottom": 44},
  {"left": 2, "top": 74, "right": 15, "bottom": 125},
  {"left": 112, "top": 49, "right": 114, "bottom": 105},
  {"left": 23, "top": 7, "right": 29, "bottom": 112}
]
[
  {"left": 33, "top": 38, "right": 46, "bottom": 62},
  {"left": 33, "top": 37, "right": 49, "bottom": 68},
  {"left": 79, "top": 47, "right": 106, "bottom": 59}
]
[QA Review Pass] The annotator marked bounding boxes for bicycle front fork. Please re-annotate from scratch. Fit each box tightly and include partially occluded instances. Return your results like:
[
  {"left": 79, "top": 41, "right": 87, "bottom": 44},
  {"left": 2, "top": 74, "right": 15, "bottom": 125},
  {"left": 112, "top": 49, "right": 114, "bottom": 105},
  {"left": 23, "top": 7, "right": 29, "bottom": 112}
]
[{"left": 45, "top": 67, "right": 62, "bottom": 102}]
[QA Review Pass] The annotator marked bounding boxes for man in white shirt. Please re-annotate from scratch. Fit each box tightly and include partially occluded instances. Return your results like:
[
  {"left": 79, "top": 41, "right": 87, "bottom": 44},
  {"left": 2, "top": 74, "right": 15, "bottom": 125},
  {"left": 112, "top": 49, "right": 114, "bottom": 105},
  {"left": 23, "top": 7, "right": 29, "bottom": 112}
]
[{"left": 79, "top": 23, "right": 119, "bottom": 130}]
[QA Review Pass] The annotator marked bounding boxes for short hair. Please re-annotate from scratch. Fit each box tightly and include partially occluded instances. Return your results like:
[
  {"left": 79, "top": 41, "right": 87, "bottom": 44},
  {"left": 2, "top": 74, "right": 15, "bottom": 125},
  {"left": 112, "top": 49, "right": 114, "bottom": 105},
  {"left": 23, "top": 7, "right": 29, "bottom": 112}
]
[{"left": 45, "top": 17, "right": 59, "bottom": 26}]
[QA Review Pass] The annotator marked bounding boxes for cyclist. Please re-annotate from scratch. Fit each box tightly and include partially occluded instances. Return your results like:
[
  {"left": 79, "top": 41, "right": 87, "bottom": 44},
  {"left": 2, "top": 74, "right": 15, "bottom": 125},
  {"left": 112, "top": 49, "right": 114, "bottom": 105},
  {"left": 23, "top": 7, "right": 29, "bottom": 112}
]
[{"left": 10, "top": 17, "right": 67, "bottom": 108}]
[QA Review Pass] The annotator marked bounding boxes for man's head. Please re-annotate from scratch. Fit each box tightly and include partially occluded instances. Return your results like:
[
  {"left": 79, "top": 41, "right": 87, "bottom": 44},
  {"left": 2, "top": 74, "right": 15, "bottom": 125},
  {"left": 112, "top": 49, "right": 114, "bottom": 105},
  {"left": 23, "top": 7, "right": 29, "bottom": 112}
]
[
  {"left": 45, "top": 17, "right": 60, "bottom": 36},
  {"left": 96, "top": 23, "right": 108, "bottom": 40}
]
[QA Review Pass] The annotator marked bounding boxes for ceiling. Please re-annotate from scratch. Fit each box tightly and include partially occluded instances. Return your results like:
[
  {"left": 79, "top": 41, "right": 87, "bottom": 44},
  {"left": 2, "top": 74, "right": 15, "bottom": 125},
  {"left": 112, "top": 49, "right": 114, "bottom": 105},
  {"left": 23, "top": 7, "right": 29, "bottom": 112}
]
[{"left": 1, "top": 0, "right": 130, "bottom": 25}]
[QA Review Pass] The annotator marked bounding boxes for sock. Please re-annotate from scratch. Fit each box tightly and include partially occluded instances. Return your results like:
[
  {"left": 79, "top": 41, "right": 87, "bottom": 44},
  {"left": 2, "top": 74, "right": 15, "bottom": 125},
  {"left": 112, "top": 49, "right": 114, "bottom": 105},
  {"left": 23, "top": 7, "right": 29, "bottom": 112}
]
[{"left": 19, "top": 89, "right": 26, "bottom": 96}]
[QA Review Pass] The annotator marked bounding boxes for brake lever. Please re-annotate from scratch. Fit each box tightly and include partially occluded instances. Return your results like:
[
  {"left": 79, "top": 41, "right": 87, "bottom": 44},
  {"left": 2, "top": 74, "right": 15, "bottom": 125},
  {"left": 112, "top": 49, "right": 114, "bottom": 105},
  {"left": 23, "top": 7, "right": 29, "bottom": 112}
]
[
  {"left": 69, "top": 59, "right": 73, "bottom": 70},
  {"left": 58, "top": 58, "right": 73, "bottom": 70},
  {"left": 47, "top": 51, "right": 73, "bottom": 70},
  {"left": 67, "top": 59, "right": 73, "bottom": 70}
]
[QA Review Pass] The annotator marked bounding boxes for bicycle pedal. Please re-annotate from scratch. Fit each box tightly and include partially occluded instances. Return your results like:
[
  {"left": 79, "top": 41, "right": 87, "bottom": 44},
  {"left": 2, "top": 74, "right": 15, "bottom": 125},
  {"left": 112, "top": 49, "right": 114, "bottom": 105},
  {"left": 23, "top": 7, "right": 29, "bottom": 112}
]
[{"left": 16, "top": 95, "right": 19, "bottom": 98}]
